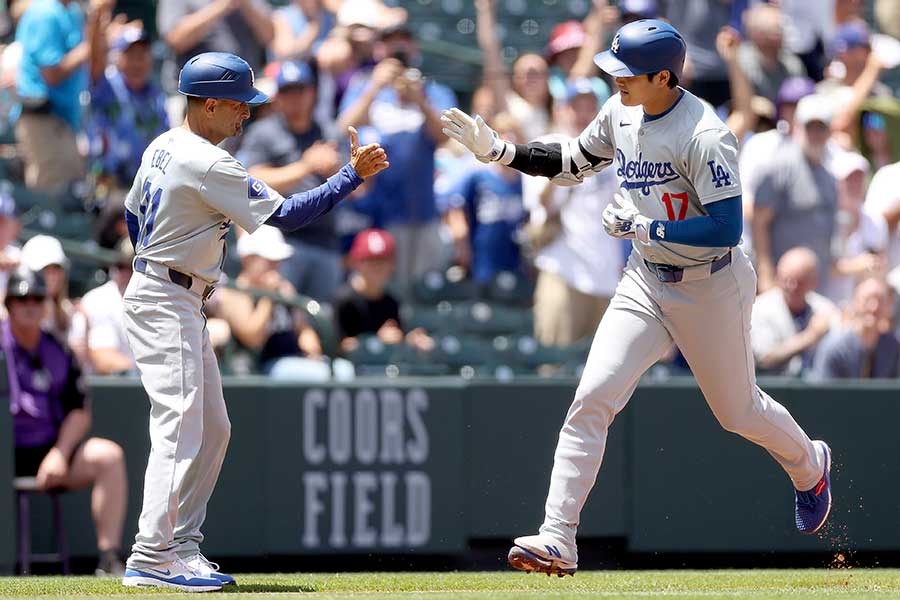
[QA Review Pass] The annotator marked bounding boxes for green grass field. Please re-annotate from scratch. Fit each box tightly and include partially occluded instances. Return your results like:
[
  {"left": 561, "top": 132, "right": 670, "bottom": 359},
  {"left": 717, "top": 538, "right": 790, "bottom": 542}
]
[{"left": 1, "top": 570, "right": 900, "bottom": 600}]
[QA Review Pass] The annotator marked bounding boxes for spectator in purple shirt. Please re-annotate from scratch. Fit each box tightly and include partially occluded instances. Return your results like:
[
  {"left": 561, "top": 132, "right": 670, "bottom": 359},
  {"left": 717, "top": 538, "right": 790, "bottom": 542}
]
[{"left": 2, "top": 270, "right": 128, "bottom": 577}]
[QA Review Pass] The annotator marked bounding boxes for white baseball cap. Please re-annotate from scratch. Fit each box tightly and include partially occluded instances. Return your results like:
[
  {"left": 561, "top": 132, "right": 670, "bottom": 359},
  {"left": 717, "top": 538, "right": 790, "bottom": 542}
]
[
  {"left": 795, "top": 94, "right": 833, "bottom": 126},
  {"left": 236, "top": 226, "right": 294, "bottom": 261},
  {"left": 21, "top": 234, "right": 68, "bottom": 271},
  {"left": 830, "top": 150, "right": 870, "bottom": 180}
]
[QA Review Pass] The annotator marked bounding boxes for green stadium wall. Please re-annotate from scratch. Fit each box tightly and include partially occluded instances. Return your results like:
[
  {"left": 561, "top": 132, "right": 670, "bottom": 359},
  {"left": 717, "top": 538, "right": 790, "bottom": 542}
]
[{"left": 2, "top": 377, "right": 898, "bottom": 572}]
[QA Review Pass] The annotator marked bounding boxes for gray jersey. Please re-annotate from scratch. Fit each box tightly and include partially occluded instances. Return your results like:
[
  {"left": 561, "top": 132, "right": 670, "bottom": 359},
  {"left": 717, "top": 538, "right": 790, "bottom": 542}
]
[
  {"left": 125, "top": 127, "right": 284, "bottom": 283},
  {"left": 577, "top": 90, "right": 742, "bottom": 266}
]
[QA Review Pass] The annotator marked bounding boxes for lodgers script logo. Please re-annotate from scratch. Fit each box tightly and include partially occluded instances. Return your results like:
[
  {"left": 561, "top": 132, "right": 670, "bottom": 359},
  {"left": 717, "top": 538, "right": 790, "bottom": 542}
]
[
  {"left": 616, "top": 148, "right": 680, "bottom": 196},
  {"left": 301, "top": 388, "right": 431, "bottom": 550}
]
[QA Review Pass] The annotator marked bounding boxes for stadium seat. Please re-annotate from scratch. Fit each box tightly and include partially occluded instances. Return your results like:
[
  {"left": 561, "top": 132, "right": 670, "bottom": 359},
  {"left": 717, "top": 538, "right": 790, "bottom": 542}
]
[
  {"left": 411, "top": 269, "right": 479, "bottom": 304},
  {"left": 485, "top": 270, "right": 535, "bottom": 306},
  {"left": 455, "top": 301, "right": 533, "bottom": 337},
  {"left": 14, "top": 477, "right": 70, "bottom": 575}
]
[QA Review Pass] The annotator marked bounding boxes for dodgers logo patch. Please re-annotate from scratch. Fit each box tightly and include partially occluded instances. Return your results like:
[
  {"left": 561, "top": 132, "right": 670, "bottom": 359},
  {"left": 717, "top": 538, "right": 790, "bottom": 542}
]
[
  {"left": 611, "top": 33, "right": 620, "bottom": 54},
  {"left": 616, "top": 149, "right": 680, "bottom": 195},
  {"left": 248, "top": 176, "right": 269, "bottom": 199}
]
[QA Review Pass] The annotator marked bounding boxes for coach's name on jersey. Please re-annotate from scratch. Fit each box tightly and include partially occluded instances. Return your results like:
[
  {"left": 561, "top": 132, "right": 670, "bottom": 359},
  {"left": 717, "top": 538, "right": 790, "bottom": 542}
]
[
  {"left": 300, "top": 388, "right": 432, "bottom": 550},
  {"left": 150, "top": 148, "right": 173, "bottom": 174}
]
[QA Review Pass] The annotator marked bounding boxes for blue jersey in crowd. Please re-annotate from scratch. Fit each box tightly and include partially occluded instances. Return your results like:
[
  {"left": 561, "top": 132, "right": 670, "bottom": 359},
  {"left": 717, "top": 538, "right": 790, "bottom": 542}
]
[
  {"left": 15, "top": 0, "right": 86, "bottom": 130},
  {"left": 339, "top": 77, "right": 456, "bottom": 227},
  {"left": 89, "top": 69, "right": 170, "bottom": 187},
  {"left": 439, "top": 167, "right": 525, "bottom": 283}
]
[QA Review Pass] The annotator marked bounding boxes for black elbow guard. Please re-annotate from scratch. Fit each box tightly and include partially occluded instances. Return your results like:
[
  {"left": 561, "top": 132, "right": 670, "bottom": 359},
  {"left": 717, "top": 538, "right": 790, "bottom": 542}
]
[{"left": 509, "top": 142, "right": 563, "bottom": 178}]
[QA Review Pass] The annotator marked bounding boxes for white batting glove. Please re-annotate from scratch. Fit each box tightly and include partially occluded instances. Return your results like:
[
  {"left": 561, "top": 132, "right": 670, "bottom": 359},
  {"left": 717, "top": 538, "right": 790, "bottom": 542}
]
[
  {"left": 602, "top": 194, "right": 652, "bottom": 243},
  {"left": 441, "top": 107, "right": 503, "bottom": 162}
]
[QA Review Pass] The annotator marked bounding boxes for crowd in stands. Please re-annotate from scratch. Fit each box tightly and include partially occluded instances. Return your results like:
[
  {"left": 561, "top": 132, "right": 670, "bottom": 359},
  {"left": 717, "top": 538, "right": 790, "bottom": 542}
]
[{"left": 0, "top": 0, "right": 899, "bottom": 386}]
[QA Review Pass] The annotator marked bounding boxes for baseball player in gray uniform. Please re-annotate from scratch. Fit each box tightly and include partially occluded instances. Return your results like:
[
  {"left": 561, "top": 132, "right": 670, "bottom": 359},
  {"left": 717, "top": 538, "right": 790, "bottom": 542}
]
[
  {"left": 443, "top": 20, "right": 832, "bottom": 576},
  {"left": 120, "top": 52, "right": 387, "bottom": 592}
]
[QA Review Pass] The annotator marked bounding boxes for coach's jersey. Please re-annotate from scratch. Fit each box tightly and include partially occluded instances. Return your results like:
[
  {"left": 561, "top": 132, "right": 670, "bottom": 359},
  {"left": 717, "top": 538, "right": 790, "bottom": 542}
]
[
  {"left": 125, "top": 127, "right": 284, "bottom": 283},
  {"left": 579, "top": 89, "right": 742, "bottom": 266}
]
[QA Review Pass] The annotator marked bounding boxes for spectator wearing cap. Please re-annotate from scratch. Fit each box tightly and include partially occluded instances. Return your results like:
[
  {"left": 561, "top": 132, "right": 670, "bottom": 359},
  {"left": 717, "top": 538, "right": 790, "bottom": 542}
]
[
  {"left": 238, "top": 60, "right": 344, "bottom": 302},
  {"left": 87, "top": 23, "right": 169, "bottom": 193},
  {"left": 270, "top": 0, "right": 336, "bottom": 62},
  {"left": 334, "top": 228, "right": 432, "bottom": 354},
  {"left": 544, "top": 9, "right": 612, "bottom": 105},
  {"left": 739, "top": 77, "right": 816, "bottom": 235},
  {"left": 522, "top": 81, "right": 623, "bottom": 347},
  {"left": 828, "top": 151, "right": 887, "bottom": 307},
  {"left": 811, "top": 277, "right": 900, "bottom": 380},
  {"left": 157, "top": 0, "right": 274, "bottom": 90},
  {"left": 13, "top": 0, "right": 109, "bottom": 191},
  {"left": 337, "top": 23, "right": 456, "bottom": 294},
  {"left": 216, "top": 226, "right": 331, "bottom": 380},
  {"left": 2, "top": 269, "right": 128, "bottom": 577},
  {"left": 20, "top": 234, "right": 74, "bottom": 339},
  {"left": 69, "top": 240, "right": 135, "bottom": 375},
  {"left": 0, "top": 191, "right": 21, "bottom": 306},
  {"left": 736, "top": 4, "right": 806, "bottom": 104},
  {"left": 751, "top": 247, "right": 837, "bottom": 376},
  {"left": 437, "top": 112, "right": 526, "bottom": 284},
  {"left": 752, "top": 94, "right": 838, "bottom": 293}
]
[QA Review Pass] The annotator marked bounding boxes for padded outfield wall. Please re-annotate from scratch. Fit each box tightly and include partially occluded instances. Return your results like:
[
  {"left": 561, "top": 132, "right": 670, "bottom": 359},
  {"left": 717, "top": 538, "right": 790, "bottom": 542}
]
[{"left": 1, "top": 376, "right": 898, "bottom": 571}]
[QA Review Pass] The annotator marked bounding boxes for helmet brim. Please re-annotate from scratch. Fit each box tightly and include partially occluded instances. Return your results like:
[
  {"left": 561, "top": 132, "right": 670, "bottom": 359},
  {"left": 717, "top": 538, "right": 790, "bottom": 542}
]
[
  {"left": 593, "top": 50, "right": 640, "bottom": 77},
  {"left": 242, "top": 88, "right": 271, "bottom": 106}
]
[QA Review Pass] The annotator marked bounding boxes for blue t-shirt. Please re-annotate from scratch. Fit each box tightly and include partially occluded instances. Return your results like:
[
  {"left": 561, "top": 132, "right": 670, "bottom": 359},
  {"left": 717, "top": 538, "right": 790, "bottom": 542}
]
[
  {"left": 438, "top": 167, "right": 525, "bottom": 283},
  {"left": 339, "top": 75, "right": 456, "bottom": 227},
  {"left": 15, "top": 0, "right": 86, "bottom": 129},
  {"left": 88, "top": 69, "right": 170, "bottom": 187}
]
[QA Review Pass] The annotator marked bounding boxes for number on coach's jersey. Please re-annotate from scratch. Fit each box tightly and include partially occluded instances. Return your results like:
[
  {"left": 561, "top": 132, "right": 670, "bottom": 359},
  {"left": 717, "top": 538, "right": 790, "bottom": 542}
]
[
  {"left": 137, "top": 180, "right": 163, "bottom": 250},
  {"left": 707, "top": 160, "right": 732, "bottom": 189}
]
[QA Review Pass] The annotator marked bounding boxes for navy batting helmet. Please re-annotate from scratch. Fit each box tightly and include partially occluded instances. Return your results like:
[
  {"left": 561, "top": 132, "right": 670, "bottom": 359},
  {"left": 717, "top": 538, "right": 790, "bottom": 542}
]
[
  {"left": 594, "top": 19, "right": 686, "bottom": 80},
  {"left": 178, "top": 52, "right": 269, "bottom": 105}
]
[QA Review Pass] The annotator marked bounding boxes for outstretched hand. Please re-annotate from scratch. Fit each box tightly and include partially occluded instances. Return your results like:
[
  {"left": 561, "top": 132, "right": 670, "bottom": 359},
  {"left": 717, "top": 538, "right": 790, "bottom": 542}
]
[
  {"left": 349, "top": 126, "right": 389, "bottom": 179},
  {"left": 441, "top": 107, "right": 498, "bottom": 160}
]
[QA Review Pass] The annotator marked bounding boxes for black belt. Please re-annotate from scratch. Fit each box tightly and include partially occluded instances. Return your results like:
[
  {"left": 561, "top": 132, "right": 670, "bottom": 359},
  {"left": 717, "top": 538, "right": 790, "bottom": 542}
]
[
  {"left": 643, "top": 252, "right": 732, "bottom": 283},
  {"left": 133, "top": 259, "right": 215, "bottom": 300}
]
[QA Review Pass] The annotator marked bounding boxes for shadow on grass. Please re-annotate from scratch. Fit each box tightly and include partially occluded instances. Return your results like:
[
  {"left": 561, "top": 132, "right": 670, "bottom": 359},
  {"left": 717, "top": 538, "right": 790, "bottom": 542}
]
[{"left": 232, "top": 584, "right": 320, "bottom": 593}]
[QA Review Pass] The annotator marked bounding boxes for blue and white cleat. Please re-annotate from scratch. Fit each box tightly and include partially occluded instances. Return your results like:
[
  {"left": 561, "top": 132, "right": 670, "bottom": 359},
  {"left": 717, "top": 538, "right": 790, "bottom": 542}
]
[
  {"left": 186, "top": 553, "right": 236, "bottom": 586},
  {"left": 508, "top": 534, "right": 577, "bottom": 577},
  {"left": 122, "top": 557, "right": 222, "bottom": 592},
  {"left": 795, "top": 440, "right": 832, "bottom": 535}
]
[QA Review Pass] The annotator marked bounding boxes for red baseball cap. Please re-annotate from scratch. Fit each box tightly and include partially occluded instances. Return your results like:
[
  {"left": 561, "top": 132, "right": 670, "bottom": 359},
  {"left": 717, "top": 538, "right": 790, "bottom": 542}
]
[
  {"left": 547, "top": 21, "right": 586, "bottom": 60},
  {"left": 349, "top": 228, "right": 395, "bottom": 261}
]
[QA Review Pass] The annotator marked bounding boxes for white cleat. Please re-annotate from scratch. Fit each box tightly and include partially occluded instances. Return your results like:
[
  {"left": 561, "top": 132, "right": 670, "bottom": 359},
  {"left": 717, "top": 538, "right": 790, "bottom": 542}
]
[
  {"left": 508, "top": 534, "right": 578, "bottom": 577},
  {"left": 122, "top": 557, "right": 223, "bottom": 592}
]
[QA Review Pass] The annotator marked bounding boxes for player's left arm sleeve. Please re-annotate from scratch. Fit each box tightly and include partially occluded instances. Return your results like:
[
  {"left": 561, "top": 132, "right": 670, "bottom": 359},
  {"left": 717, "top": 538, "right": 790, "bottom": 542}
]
[
  {"left": 265, "top": 163, "right": 364, "bottom": 231},
  {"left": 648, "top": 196, "right": 743, "bottom": 247}
]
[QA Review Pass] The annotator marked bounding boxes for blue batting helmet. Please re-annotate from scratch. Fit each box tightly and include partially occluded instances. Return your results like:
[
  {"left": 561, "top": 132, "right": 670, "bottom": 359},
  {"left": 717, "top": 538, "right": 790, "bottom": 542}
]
[
  {"left": 178, "top": 52, "right": 269, "bottom": 105},
  {"left": 594, "top": 19, "right": 686, "bottom": 80}
]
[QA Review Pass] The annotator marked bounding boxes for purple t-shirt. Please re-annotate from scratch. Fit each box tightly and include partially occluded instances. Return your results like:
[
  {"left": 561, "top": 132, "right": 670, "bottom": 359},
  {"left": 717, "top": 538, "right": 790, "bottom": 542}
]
[{"left": 2, "top": 320, "right": 86, "bottom": 448}]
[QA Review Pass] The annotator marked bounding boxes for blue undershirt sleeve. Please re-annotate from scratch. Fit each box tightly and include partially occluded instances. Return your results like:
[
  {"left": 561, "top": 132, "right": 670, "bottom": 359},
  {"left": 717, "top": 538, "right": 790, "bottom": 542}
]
[
  {"left": 648, "top": 195, "right": 742, "bottom": 248},
  {"left": 125, "top": 209, "right": 140, "bottom": 249},
  {"left": 265, "top": 163, "right": 364, "bottom": 231}
]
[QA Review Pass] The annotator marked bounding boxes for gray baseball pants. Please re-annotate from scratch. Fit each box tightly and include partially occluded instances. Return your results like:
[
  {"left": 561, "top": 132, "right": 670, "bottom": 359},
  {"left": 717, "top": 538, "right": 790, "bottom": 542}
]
[
  {"left": 539, "top": 248, "right": 825, "bottom": 547},
  {"left": 122, "top": 271, "right": 230, "bottom": 568}
]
